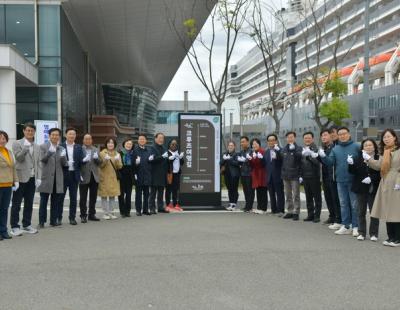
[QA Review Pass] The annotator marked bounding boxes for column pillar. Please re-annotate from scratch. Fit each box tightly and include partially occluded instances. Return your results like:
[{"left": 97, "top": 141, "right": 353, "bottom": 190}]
[{"left": 0, "top": 69, "right": 16, "bottom": 144}]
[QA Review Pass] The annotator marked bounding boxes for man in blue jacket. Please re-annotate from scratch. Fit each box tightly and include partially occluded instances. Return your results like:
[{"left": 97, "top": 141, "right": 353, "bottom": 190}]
[
  {"left": 60, "top": 128, "right": 87, "bottom": 225},
  {"left": 319, "top": 126, "right": 360, "bottom": 236},
  {"left": 264, "top": 134, "right": 284, "bottom": 216}
]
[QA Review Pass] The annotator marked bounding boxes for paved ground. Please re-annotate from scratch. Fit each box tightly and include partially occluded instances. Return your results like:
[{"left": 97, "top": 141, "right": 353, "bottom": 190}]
[{"left": 1, "top": 207, "right": 399, "bottom": 310}]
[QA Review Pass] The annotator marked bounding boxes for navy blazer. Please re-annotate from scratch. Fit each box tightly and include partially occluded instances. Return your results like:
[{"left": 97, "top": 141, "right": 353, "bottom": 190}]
[
  {"left": 264, "top": 148, "right": 283, "bottom": 184},
  {"left": 61, "top": 143, "right": 85, "bottom": 183}
]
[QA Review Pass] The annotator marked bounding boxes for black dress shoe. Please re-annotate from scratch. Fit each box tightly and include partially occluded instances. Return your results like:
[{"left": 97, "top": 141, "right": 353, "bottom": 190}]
[
  {"left": 313, "top": 218, "right": 321, "bottom": 223},
  {"left": 81, "top": 217, "right": 88, "bottom": 223},
  {"left": 323, "top": 218, "right": 334, "bottom": 225},
  {"left": 121, "top": 214, "right": 126, "bottom": 218},
  {"left": 0, "top": 235, "right": 3, "bottom": 241},
  {"left": 2, "top": 234, "right": 12, "bottom": 239},
  {"left": 88, "top": 215, "right": 100, "bottom": 221},
  {"left": 38, "top": 223, "right": 45, "bottom": 229},
  {"left": 126, "top": 213, "right": 131, "bottom": 217},
  {"left": 57, "top": 219, "right": 62, "bottom": 226},
  {"left": 303, "top": 217, "right": 314, "bottom": 222},
  {"left": 283, "top": 213, "right": 293, "bottom": 219},
  {"left": 69, "top": 219, "right": 77, "bottom": 225},
  {"left": 150, "top": 210, "right": 157, "bottom": 215},
  {"left": 143, "top": 212, "right": 151, "bottom": 216},
  {"left": 292, "top": 214, "right": 299, "bottom": 221},
  {"left": 136, "top": 212, "right": 142, "bottom": 216},
  {"left": 50, "top": 222, "right": 57, "bottom": 227}
]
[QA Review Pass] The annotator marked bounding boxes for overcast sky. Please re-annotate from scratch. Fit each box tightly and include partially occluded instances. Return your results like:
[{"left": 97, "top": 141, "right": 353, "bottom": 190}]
[{"left": 162, "top": 0, "right": 285, "bottom": 101}]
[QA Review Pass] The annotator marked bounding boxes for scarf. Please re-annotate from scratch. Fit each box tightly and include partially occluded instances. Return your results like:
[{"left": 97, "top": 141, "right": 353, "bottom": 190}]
[
  {"left": 121, "top": 148, "right": 133, "bottom": 166},
  {"left": 381, "top": 146, "right": 395, "bottom": 178}
]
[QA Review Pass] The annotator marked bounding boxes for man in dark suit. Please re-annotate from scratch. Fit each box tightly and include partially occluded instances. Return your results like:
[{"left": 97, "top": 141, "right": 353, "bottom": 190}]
[
  {"left": 264, "top": 134, "right": 285, "bottom": 216},
  {"left": 60, "top": 127, "right": 87, "bottom": 225}
]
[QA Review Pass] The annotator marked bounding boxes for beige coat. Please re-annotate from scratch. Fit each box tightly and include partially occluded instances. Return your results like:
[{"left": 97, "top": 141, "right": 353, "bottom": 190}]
[
  {"left": 98, "top": 149, "right": 122, "bottom": 197},
  {"left": 0, "top": 148, "right": 18, "bottom": 185},
  {"left": 370, "top": 149, "right": 400, "bottom": 222}
]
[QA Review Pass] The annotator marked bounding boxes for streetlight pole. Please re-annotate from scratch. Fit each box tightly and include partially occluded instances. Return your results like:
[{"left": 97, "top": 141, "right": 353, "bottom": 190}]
[{"left": 363, "top": 0, "right": 370, "bottom": 138}]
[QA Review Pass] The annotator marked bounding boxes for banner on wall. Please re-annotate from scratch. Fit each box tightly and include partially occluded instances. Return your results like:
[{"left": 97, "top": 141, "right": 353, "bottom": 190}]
[
  {"left": 178, "top": 113, "right": 221, "bottom": 207},
  {"left": 34, "top": 120, "right": 59, "bottom": 145}
]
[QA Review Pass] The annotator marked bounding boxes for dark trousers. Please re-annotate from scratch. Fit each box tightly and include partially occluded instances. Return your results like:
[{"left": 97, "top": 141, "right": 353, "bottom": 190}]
[
  {"left": 60, "top": 171, "right": 79, "bottom": 221},
  {"left": 165, "top": 173, "right": 180, "bottom": 206},
  {"left": 386, "top": 222, "right": 400, "bottom": 241},
  {"left": 118, "top": 175, "right": 134, "bottom": 216},
  {"left": 322, "top": 178, "right": 341, "bottom": 223},
  {"left": 79, "top": 174, "right": 98, "bottom": 218},
  {"left": 10, "top": 177, "right": 36, "bottom": 228},
  {"left": 225, "top": 174, "right": 239, "bottom": 204},
  {"left": 268, "top": 180, "right": 285, "bottom": 214},
  {"left": 149, "top": 186, "right": 165, "bottom": 212},
  {"left": 357, "top": 193, "right": 379, "bottom": 237},
  {"left": 303, "top": 178, "right": 322, "bottom": 219},
  {"left": 0, "top": 187, "right": 12, "bottom": 236},
  {"left": 241, "top": 176, "right": 255, "bottom": 211},
  {"left": 256, "top": 186, "right": 268, "bottom": 211},
  {"left": 39, "top": 179, "right": 62, "bottom": 225},
  {"left": 135, "top": 185, "right": 149, "bottom": 214}
]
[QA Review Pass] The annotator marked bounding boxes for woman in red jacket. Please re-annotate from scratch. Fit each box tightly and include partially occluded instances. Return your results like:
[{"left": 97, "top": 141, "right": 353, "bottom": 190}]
[{"left": 248, "top": 138, "right": 268, "bottom": 214}]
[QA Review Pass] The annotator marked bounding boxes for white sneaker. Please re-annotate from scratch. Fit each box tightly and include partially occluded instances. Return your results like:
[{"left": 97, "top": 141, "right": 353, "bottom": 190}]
[
  {"left": 102, "top": 214, "right": 111, "bottom": 220},
  {"left": 357, "top": 235, "right": 365, "bottom": 241},
  {"left": 10, "top": 228, "right": 24, "bottom": 237},
  {"left": 328, "top": 223, "right": 342, "bottom": 230},
  {"left": 389, "top": 240, "right": 400, "bottom": 247},
  {"left": 22, "top": 226, "right": 38, "bottom": 234},
  {"left": 226, "top": 204, "right": 233, "bottom": 211},
  {"left": 352, "top": 228, "right": 359, "bottom": 237},
  {"left": 370, "top": 236, "right": 378, "bottom": 242},
  {"left": 254, "top": 209, "right": 265, "bottom": 215},
  {"left": 334, "top": 226, "right": 352, "bottom": 235},
  {"left": 110, "top": 214, "right": 117, "bottom": 219},
  {"left": 383, "top": 239, "right": 392, "bottom": 246}
]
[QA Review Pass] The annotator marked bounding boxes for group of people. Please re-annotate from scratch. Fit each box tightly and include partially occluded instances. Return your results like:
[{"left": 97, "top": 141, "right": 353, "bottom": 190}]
[
  {"left": 220, "top": 126, "right": 400, "bottom": 247},
  {"left": 1, "top": 123, "right": 400, "bottom": 247},
  {"left": 0, "top": 124, "right": 185, "bottom": 240}
]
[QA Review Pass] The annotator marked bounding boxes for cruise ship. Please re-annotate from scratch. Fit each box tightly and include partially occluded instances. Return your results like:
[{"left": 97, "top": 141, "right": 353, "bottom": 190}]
[{"left": 224, "top": 0, "right": 400, "bottom": 141}]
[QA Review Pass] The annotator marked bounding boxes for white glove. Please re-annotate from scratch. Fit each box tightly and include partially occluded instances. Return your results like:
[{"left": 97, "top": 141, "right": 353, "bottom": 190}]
[
  {"left": 49, "top": 144, "right": 57, "bottom": 153},
  {"left": 135, "top": 156, "right": 141, "bottom": 165},
  {"left": 223, "top": 154, "right": 231, "bottom": 160},
  {"left": 83, "top": 154, "right": 91, "bottom": 163},
  {"left": 362, "top": 151, "right": 371, "bottom": 161},
  {"left": 361, "top": 177, "right": 371, "bottom": 184},
  {"left": 394, "top": 184, "right": 400, "bottom": 191},
  {"left": 289, "top": 144, "right": 295, "bottom": 150},
  {"left": 24, "top": 140, "right": 31, "bottom": 147},
  {"left": 104, "top": 154, "right": 111, "bottom": 160},
  {"left": 134, "top": 175, "right": 138, "bottom": 181},
  {"left": 302, "top": 147, "right": 312, "bottom": 156},
  {"left": 93, "top": 152, "right": 99, "bottom": 160},
  {"left": 35, "top": 179, "right": 41, "bottom": 188},
  {"left": 179, "top": 152, "right": 184, "bottom": 159},
  {"left": 318, "top": 148, "right": 326, "bottom": 158},
  {"left": 169, "top": 155, "right": 175, "bottom": 160},
  {"left": 148, "top": 154, "right": 154, "bottom": 161},
  {"left": 347, "top": 155, "right": 354, "bottom": 165},
  {"left": 274, "top": 144, "right": 280, "bottom": 151},
  {"left": 12, "top": 182, "right": 19, "bottom": 191},
  {"left": 237, "top": 156, "right": 246, "bottom": 162},
  {"left": 271, "top": 151, "right": 277, "bottom": 159},
  {"left": 114, "top": 153, "right": 121, "bottom": 161},
  {"left": 299, "top": 177, "right": 303, "bottom": 184},
  {"left": 311, "top": 152, "right": 319, "bottom": 159},
  {"left": 252, "top": 152, "right": 257, "bottom": 159},
  {"left": 257, "top": 152, "right": 263, "bottom": 159},
  {"left": 246, "top": 153, "right": 252, "bottom": 160},
  {"left": 60, "top": 149, "right": 66, "bottom": 157},
  {"left": 162, "top": 152, "right": 168, "bottom": 158}
]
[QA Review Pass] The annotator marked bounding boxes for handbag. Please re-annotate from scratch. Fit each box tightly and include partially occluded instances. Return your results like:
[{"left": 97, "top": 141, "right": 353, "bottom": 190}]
[
  {"left": 110, "top": 158, "right": 121, "bottom": 180},
  {"left": 167, "top": 172, "right": 173, "bottom": 185}
]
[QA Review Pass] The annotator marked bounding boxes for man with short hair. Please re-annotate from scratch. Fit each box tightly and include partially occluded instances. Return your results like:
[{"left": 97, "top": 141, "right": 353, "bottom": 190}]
[
  {"left": 264, "top": 134, "right": 285, "bottom": 216},
  {"left": 79, "top": 134, "right": 102, "bottom": 223},
  {"left": 280, "top": 131, "right": 302, "bottom": 221},
  {"left": 60, "top": 127, "right": 86, "bottom": 225},
  {"left": 37, "top": 128, "right": 67, "bottom": 228},
  {"left": 329, "top": 125, "right": 339, "bottom": 145},
  {"left": 319, "top": 126, "right": 360, "bottom": 236},
  {"left": 10, "top": 123, "right": 40, "bottom": 236},
  {"left": 300, "top": 132, "right": 322, "bottom": 223},
  {"left": 236, "top": 136, "right": 254, "bottom": 212},
  {"left": 319, "top": 129, "right": 341, "bottom": 227}
]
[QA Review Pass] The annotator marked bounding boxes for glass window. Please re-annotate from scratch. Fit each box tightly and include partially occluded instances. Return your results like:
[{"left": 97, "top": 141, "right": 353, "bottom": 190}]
[
  {"left": 0, "top": 5, "right": 5, "bottom": 42},
  {"left": 38, "top": 5, "right": 60, "bottom": 56},
  {"left": 5, "top": 5, "right": 35, "bottom": 57}
]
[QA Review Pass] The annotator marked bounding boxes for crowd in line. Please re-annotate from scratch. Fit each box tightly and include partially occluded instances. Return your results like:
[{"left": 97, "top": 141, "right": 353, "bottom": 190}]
[{"left": 0, "top": 123, "right": 399, "bottom": 247}]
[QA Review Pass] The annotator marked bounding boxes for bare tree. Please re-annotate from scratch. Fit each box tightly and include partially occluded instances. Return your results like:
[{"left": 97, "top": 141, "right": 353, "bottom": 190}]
[
  {"left": 247, "top": 0, "right": 289, "bottom": 135},
  {"left": 165, "top": 0, "right": 251, "bottom": 113},
  {"left": 297, "top": 0, "right": 356, "bottom": 130}
]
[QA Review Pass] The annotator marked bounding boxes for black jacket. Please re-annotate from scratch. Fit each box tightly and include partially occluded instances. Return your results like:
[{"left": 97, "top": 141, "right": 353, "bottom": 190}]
[
  {"left": 238, "top": 148, "right": 252, "bottom": 177},
  {"left": 264, "top": 148, "right": 283, "bottom": 184},
  {"left": 280, "top": 143, "right": 302, "bottom": 180},
  {"left": 300, "top": 143, "right": 320, "bottom": 180},
  {"left": 320, "top": 143, "right": 335, "bottom": 181},
  {"left": 133, "top": 146, "right": 152, "bottom": 186},
  {"left": 61, "top": 143, "right": 85, "bottom": 183},
  {"left": 220, "top": 152, "right": 241, "bottom": 179},
  {"left": 119, "top": 150, "right": 136, "bottom": 184},
  {"left": 149, "top": 143, "right": 168, "bottom": 186},
  {"left": 349, "top": 153, "right": 381, "bottom": 195}
]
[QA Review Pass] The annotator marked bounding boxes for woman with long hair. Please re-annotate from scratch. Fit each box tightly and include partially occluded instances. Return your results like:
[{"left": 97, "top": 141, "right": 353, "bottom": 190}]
[
  {"left": 118, "top": 138, "right": 135, "bottom": 217},
  {"left": 98, "top": 137, "right": 123, "bottom": 220},
  {"left": 165, "top": 139, "right": 184, "bottom": 212},
  {"left": 365, "top": 129, "right": 400, "bottom": 247},
  {"left": 220, "top": 141, "right": 240, "bottom": 211},
  {"left": 348, "top": 138, "right": 380, "bottom": 241}
]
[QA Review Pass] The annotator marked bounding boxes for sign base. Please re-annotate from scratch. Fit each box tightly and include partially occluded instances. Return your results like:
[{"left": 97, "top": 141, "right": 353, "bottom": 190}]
[{"left": 180, "top": 193, "right": 222, "bottom": 208}]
